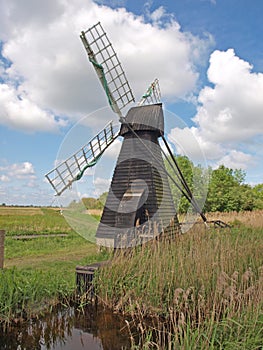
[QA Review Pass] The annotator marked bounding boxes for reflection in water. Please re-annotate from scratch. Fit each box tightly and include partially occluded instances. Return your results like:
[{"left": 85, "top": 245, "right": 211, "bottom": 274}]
[{"left": 0, "top": 305, "right": 131, "bottom": 350}]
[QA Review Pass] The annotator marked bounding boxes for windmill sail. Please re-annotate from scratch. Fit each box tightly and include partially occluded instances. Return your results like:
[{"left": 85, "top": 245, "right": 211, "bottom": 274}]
[
  {"left": 80, "top": 22, "right": 135, "bottom": 118},
  {"left": 138, "top": 78, "right": 161, "bottom": 106},
  {"left": 45, "top": 121, "right": 119, "bottom": 196}
]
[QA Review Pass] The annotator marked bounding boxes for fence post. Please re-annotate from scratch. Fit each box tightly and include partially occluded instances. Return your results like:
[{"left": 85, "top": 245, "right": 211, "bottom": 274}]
[{"left": 0, "top": 230, "right": 5, "bottom": 269}]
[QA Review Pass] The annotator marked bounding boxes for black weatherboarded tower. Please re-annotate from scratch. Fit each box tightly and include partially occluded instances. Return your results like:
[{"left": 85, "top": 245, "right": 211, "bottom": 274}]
[{"left": 96, "top": 103, "right": 180, "bottom": 248}]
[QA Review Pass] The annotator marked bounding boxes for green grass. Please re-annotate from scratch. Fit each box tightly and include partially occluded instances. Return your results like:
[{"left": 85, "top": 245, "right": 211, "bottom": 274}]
[
  {"left": 0, "top": 208, "right": 72, "bottom": 236},
  {"left": 5, "top": 233, "right": 89, "bottom": 260},
  {"left": 0, "top": 206, "right": 107, "bottom": 324}
]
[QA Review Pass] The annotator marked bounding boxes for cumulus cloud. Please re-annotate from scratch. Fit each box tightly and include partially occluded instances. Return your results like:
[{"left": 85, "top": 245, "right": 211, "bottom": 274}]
[
  {"left": 214, "top": 150, "right": 254, "bottom": 170},
  {"left": 0, "top": 0, "right": 212, "bottom": 132},
  {"left": 0, "top": 161, "right": 36, "bottom": 180},
  {"left": 168, "top": 126, "right": 220, "bottom": 162},
  {"left": 194, "top": 49, "right": 263, "bottom": 143},
  {"left": 9, "top": 162, "right": 35, "bottom": 178},
  {"left": 0, "top": 160, "right": 41, "bottom": 204},
  {"left": 171, "top": 49, "right": 263, "bottom": 171},
  {"left": 0, "top": 83, "right": 67, "bottom": 132}
]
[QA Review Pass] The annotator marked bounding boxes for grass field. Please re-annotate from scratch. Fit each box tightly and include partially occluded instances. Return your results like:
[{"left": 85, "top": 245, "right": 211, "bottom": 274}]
[
  {"left": 0, "top": 207, "right": 262, "bottom": 349},
  {"left": 0, "top": 206, "right": 107, "bottom": 323}
]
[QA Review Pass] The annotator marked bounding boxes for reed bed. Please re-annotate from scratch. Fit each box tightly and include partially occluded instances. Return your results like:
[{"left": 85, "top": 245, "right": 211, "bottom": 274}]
[
  {"left": 206, "top": 209, "right": 263, "bottom": 228},
  {"left": 95, "top": 224, "right": 263, "bottom": 349}
]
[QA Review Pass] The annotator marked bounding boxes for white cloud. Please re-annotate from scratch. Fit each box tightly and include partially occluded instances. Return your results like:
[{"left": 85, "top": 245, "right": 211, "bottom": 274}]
[
  {"left": 9, "top": 162, "right": 35, "bottom": 178},
  {"left": 0, "top": 83, "right": 67, "bottom": 132},
  {"left": 150, "top": 6, "right": 166, "bottom": 23},
  {"left": 171, "top": 49, "right": 263, "bottom": 172},
  {"left": 214, "top": 150, "right": 254, "bottom": 170},
  {"left": 0, "top": 175, "right": 10, "bottom": 182},
  {"left": 194, "top": 49, "right": 263, "bottom": 143},
  {"left": 0, "top": 0, "right": 213, "bottom": 132},
  {"left": 93, "top": 176, "right": 110, "bottom": 196},
  {"left": 168, "top": 126, "right": 211, "bottom": 163},
  {"left": 145, "top": 5, "right": 169, "bottom": 26},
  {"left": 0, "top": 161, "right": 45, "bottom": 205},
  {"left": 0, "top": 161, "right": 36, "bottom": 180},
  {"left": 103, "top": 138, "right": 122, "bottom": 158}
]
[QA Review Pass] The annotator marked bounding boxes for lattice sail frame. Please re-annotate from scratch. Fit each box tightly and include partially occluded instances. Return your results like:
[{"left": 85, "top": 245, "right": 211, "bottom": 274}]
[
  {"left": 138, "top": 78, "right": 161, "bottom": 106},
  {"left": 80, "top": 22, "right": 135, "bottom": 117},
  {"left": 45, "top": 121, "right": 119, "bottom": 196}
]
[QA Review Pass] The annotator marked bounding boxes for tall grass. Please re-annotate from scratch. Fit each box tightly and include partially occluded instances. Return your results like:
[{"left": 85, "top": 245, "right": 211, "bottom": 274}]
[
  {"left": 0, "top": 267, "right": 73, "bottom": 324},
  {"left": 95, "top": 224, "right": 263, "bottom": 348}
]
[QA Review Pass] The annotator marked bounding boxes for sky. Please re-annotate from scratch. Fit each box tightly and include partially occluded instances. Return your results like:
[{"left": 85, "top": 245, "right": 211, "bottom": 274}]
[{"left": 0, "top": 0, "right": 263, "bottom": 206}]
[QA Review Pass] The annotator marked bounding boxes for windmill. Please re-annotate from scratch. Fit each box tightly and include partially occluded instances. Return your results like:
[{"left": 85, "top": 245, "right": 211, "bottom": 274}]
[{"left": 45, "top": 22, "right": 210, "bottom": 249}]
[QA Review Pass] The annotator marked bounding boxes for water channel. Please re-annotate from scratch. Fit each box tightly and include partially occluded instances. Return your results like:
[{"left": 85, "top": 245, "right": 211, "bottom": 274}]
[{"left": 0, "top": 305, "right": 132, "bottom": 350}]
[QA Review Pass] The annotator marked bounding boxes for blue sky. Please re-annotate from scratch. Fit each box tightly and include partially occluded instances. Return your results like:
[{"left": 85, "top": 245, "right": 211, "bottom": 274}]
[{"left": 0, "top": 0, "right": 263, "bottom": 206}]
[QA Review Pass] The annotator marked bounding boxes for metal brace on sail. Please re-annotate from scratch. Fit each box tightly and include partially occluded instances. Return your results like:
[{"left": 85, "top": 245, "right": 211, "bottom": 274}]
[{"left": 45, "top": 121, "right": 119, "bottom": 196}]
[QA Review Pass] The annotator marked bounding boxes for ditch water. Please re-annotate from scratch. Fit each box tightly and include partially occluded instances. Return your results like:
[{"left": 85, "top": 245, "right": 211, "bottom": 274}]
[{"left": 0, "top": 305, "right": 132, "bottom": 350}]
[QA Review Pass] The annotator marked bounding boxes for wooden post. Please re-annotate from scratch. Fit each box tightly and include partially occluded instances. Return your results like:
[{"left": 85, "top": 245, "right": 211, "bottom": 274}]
[
  {"left": 75, "top": 260, "right": 110, "bottom": 300},
  {"left": 0, "top": 230, "right": 5, "bottom": 269}
]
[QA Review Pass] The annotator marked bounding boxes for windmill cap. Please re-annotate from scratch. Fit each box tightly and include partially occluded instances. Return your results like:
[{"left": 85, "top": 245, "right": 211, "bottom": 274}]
[{"left": 120, "top": 103, "right": 164, "bottom": 137}]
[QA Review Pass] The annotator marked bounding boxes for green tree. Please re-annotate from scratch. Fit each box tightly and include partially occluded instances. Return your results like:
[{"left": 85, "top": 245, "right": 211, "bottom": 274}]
[
  {"left": 98, "top": 192, "right": 108, "bottom": 207},
  {"left": 204, "top": 165, "right": 247, "bottom": 212},
  {"left": 82, "top": 197, "right": 99, "bottom": 209},
  {"left": 82, "top": 196, "right": 105, "bottom": 209},
  {"left": 165, "top": 155, "right": 209, "bottom": 214},
  {"left": 252, "top": 184, "right": 263, "bottom": 209},
  {"left": 239, "top": 184, "right": 255, "bottom": 211}
]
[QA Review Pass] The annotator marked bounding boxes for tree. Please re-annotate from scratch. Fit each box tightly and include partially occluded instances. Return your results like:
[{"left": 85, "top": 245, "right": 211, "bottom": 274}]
[
  {"left": 252, "top": 184, "right": 263, "bottom": 209},
  {"left": 204, "top": 165, "right": 247, "bottom": 212},
  {"left": 239, "top": 184, "right": 254, "bottom": 211},
  {"left": 98, "top": 192, "right": 108, "bottom": 207},
  {"left": 165, "top": 155, "right": 209, "bottom": 214},
  {"left": 166, "top": 157, "right": 258, "bottom": 213},
  {"left": 81, "top": 193, "right": 108, "bottom": 210},
  {"left": 82, "top": 197, "right": 99, "bottom": 209}
]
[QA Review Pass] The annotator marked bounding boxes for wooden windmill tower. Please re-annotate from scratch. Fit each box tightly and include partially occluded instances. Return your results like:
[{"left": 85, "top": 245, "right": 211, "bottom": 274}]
[
  {"left": 46, "top": 22, "right": 208, "bottom": 249},
  {"left": 96, "top": 103, "right": 180, "bottom": 248}
]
